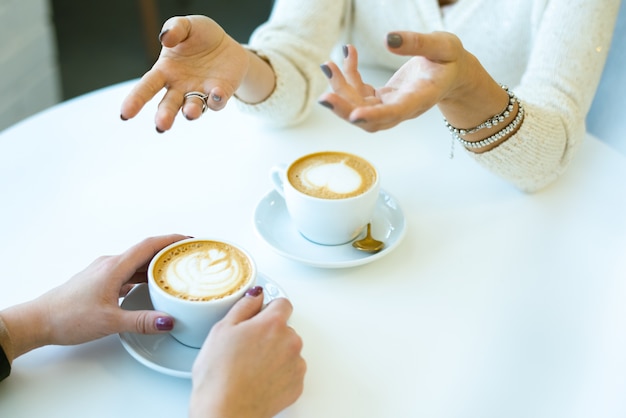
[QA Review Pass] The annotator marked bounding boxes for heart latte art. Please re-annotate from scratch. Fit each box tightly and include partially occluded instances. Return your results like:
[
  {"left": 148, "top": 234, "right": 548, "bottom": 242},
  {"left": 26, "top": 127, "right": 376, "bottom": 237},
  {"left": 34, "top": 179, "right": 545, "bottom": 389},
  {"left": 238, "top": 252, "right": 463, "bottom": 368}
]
[
  {"left": 153, "top": 240, "right": 252, "bottom": 301},
  {"left": 287, "top": 151, "right": 377, "bottom": 199}
]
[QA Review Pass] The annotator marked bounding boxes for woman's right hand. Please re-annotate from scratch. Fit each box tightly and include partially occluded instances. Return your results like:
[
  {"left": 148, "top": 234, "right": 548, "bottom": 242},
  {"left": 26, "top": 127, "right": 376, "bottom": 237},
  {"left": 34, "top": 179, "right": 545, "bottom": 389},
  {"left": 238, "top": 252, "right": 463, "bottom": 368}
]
[
  {"left": 120, "top": 15, "right": 250, "bottom": 132},
  {"left": 189, "top": 290, "right": 306, "bottom": 418}
]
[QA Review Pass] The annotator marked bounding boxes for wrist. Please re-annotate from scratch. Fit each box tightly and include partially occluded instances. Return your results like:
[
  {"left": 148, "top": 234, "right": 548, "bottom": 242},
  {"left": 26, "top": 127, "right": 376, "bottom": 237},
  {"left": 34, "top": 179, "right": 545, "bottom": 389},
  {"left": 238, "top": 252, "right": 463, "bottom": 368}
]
[
  {"left": 0, "top": 299, "right": 50, "bottom": 360},
  {"left": 235, "top": 48, "right": 276, "bottom": 104}
]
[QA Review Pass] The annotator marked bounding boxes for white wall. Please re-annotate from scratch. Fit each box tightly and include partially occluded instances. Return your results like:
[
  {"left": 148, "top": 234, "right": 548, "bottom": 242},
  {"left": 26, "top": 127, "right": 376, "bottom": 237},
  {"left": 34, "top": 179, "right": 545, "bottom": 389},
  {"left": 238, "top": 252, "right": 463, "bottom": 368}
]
[{"left": 0, "top": 0, "right": 61, "bottom": 132}]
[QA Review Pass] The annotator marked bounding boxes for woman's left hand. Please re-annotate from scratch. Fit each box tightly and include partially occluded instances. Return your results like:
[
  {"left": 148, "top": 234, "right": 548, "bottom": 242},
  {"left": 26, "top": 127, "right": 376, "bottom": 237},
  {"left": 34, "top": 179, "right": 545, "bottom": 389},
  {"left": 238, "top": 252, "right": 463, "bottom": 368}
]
[{"left": 318, "top": 31, "right": 469, "bottom": 132}]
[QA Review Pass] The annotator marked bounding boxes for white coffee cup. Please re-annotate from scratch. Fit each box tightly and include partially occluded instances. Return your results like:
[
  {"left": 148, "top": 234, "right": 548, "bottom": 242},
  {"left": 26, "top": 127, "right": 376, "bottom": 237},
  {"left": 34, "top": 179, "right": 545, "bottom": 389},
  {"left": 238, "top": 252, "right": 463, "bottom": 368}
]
[
  {"left": 271, "top": 151, "right": 380, "bottom": 246},
  {"left": 148, "top": 238, "right": 256, "bottom": 348}
]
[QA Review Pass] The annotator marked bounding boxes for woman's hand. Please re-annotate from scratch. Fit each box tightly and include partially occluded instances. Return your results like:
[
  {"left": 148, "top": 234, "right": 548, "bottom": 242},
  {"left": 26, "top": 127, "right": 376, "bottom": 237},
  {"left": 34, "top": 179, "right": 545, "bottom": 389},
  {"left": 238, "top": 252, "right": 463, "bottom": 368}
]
[
  {"left": 120, "top": 15, "right": 250, "bottom": 132},
  {"left": 318, "top": 31, "right": 504, "bottom": 133},
  {"left": 190, "top": 290, "right": 306, "bottom": 418},
  {"left": 0, "top": 234, "right": 188, "bottom": 359}
]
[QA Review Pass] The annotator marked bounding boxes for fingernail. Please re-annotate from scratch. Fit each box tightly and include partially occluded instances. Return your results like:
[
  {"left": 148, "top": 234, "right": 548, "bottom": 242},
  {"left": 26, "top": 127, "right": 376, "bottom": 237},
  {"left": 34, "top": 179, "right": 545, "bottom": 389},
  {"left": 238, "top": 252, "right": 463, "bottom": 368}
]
[
  {"left": 156, "top": 126, "right": 165, "bottom": 134},
  {"left": 320, "top": 64, "right": 332, "bottom": 79},
  {"left": 211, "top": 94, "right": 222, "bottom": 102},
  {"left": 342, "top": 45, "right": 349, "bottom": 58},
  {"left": 120, "top": 114, "right": 128, "bottom": 121},
  {"left": 156, "top": 316, "right": 173, "bottom": 331},
  {"left": 318, "top": 100, "right": 334, "bottom": 110},
  {"left": 351, "top": 118, "right": 367, "bottom": 124},
  {"left": 387, "top": 33, "right": 403, "bottom": 48},
  {"left": 246, "top": 286, "right": 263, "bottom": 297},
  {"left": 158, "top": 29, "right": 169, "bottom": 43}
]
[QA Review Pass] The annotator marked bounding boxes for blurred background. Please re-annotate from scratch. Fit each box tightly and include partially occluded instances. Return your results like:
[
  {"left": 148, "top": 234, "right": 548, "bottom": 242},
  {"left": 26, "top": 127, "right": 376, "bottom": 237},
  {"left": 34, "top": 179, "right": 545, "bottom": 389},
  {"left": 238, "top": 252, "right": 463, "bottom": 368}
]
[{"left": 0, "top": 0, "right": 273, "bottom": 131}]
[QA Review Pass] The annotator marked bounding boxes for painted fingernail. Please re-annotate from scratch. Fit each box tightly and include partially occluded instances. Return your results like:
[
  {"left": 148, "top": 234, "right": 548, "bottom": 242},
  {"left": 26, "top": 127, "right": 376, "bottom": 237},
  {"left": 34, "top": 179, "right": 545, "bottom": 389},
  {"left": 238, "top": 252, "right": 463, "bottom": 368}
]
[
  {"left": 156, "top": 126, "right": 165, "bottom": 133},
  {"left": 246, "top": 286, "right": 263, "bottom": 297},
  {"left": 318, "top": 100, "right": 334, "bottom": 110},
  {"left": 342, "top": 45, "right": 349, "bottom": 58},
  {"left": 158, "top": 29, "right": 169, "bottom": 43},
  {"left": 120, "top": 114, "right": 128, "bottom": 121},
  {"left": 320, "top": 64, "right": 332, "bottom": 79},
  {"left": 387, "top": 33, "right": 403, "bottom": 48},
  {"left": 156, "top": 316, "right": 174, "bottom": 331},
  {"left": 211, "top": 94, "right": 222, "bottom": 102},
  {"left": 351, "top": 118, "right": 367, "bottom": 124}
]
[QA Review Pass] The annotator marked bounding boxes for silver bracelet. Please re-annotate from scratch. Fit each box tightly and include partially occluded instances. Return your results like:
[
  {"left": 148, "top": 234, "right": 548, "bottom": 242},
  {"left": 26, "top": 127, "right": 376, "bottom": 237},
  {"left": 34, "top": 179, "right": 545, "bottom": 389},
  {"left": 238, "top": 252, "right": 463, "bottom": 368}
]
[
  {"left": 452, "top": 100, "right": 524, "bottom": 149},
  {"left": 444, "top": 85, "right": 516, "bottom": 136}
]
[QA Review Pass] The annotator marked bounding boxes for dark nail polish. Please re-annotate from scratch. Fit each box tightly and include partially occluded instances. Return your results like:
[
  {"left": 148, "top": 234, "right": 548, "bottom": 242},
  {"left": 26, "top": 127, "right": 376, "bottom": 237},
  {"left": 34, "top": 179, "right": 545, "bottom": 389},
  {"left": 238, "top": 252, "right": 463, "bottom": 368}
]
[
  {"left": 342, "top": 45, "right": 349, "bottom": 58},
  {"left": 120, "top": 114, "right": 128, "bottom": 121},
  {"left": 158, "top": 29, "right": 169, "bottom": 43},
  {"left": 156, "top": 316, "right": 173, "bottom": 331},
  {"left": 351, "top": 118, "right": 367, "bottom": 124},
  {"left": 156, "top": 127, "right": 165, "bottom": 133},
  {"left": 318, "top": 100, "right": 334, "bottom": 110},
  {"left": 320, "top": 64, "right": 332, "bottom": 79},
  {"left": 387, "top": 33, "right": 403, "bottom": 48},
  {"left": 246, "top": 286, "right": 263, "bottom": 297}
]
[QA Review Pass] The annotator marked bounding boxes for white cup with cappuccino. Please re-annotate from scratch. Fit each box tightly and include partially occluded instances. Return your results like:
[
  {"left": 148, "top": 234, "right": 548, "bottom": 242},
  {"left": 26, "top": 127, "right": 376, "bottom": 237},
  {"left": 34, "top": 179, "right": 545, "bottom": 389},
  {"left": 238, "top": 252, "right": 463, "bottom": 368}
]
[
  {"left": 271, "top": 151, "right": 380, "bottom": 246},
  {"left": 147, "top": 238, "right": 256, "bottom": 348}
]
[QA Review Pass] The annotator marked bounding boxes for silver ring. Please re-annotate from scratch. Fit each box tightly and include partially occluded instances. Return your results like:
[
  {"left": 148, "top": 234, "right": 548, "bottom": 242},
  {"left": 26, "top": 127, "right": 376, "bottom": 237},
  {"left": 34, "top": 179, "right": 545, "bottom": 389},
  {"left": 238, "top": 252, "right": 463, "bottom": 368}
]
[{"left": 183, "top": 91, "right": 209, "bottom": 114}]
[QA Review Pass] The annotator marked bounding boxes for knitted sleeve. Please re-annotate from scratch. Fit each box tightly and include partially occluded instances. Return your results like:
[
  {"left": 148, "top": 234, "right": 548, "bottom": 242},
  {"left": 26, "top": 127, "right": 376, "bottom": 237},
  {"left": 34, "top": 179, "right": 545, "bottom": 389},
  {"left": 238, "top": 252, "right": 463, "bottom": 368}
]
[
  {"left": 234, "top": 0, "right": 349, "bottom": 126},
  {"left": 0, "top": 316, "right": 13, "bottom": 381},
  {"left": 470, "top": 0, "right": 621, "bottom": 192}
]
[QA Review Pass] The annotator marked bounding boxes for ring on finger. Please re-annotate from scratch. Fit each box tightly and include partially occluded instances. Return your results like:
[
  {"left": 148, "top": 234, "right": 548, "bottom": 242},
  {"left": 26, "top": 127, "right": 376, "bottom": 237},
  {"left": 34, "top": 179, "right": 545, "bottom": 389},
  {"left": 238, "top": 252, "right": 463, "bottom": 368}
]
[{"left": 183, "top": 91, "right": 209, "bottom": 114}]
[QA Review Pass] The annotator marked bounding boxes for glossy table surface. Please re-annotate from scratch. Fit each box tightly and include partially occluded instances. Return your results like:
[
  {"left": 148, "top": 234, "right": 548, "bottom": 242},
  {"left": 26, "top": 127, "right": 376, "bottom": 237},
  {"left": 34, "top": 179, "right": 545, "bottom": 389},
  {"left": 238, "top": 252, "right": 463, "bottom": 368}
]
[{"left": 1, "top": 71, "right": 625, "bottom": 417}]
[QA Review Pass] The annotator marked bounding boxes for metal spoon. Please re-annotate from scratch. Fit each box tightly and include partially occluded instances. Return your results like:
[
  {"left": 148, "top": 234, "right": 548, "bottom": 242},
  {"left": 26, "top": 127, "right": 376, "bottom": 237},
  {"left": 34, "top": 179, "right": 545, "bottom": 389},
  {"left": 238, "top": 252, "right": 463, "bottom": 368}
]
[{"left": 352, "top": 223, "right": 384, "bottom": 253}]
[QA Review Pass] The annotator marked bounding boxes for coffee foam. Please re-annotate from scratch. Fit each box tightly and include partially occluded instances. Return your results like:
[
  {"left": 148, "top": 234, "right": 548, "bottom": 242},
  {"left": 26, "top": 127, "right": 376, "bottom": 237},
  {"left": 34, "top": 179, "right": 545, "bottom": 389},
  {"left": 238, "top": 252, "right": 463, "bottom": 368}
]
[
  {"left": 153, "top": 241, "right": 251, "bottom": 301},
  {"left": 288, "top": 152, "right": 376, "bottom": 199}
]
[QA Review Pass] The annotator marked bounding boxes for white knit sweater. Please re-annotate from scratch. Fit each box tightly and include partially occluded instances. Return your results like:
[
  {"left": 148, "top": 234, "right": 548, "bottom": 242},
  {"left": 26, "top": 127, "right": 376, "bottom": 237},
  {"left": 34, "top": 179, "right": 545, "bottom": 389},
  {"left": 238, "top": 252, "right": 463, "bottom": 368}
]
[{"left": 237, "top": 0, "right": 621, "bottom": 192}]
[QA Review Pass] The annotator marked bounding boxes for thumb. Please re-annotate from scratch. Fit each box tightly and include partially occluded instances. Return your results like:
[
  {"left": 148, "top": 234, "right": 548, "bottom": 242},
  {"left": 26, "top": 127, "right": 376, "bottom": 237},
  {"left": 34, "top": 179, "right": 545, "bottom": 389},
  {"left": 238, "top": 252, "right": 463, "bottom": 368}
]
[
  {"left": 117, "top": 310, "right": 174, "bottom": 335},
  {"left": 221, "top": 286, "right": 265, "bottom": 325},
  {"left": 386, "top": 31, "right": 460, "bottom": 62}
]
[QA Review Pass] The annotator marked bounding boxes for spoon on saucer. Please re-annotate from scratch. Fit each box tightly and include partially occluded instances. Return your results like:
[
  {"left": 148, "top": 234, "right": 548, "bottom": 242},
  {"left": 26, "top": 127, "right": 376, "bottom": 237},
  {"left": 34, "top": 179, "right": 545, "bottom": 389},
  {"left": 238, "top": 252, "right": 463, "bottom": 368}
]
[{"left": 352, "top": 223, "right": 384, "bottom": 253}]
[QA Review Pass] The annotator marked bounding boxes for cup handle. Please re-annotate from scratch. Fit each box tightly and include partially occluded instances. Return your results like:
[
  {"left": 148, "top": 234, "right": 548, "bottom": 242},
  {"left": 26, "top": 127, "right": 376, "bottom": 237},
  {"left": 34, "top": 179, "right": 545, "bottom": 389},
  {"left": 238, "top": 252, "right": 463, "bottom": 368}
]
[{"left": 270, "top": 164, "right": 287, "bottom": 198}]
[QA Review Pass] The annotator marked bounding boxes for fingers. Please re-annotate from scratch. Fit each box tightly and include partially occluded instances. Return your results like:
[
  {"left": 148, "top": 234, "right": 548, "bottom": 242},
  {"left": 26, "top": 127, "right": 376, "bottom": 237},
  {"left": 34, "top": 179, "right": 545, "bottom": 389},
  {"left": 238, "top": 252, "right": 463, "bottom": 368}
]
[
  {"left": 118, "top": 309, "right": 174, "bottom": 335},
  {"left": 386, "top": 31, "right": 460, "bottom": 62},
  {"left": 158, "top": 16, "right": 193, "bottom": 48},
  {"left": 220, "top": 286, "right": 266, "bottom": 325},
  {"left": 119, "top": 71, "right": 167, "bottom": 121},
  {"left": 116, "top": 234, "right": 189, "bottom": 282}
]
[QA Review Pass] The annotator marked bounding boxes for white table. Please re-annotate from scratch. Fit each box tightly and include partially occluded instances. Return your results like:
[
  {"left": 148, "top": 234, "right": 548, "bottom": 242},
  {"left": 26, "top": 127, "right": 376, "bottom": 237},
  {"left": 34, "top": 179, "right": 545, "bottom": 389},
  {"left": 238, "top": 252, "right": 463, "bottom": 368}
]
[{"left": 1, "top": 71, "right": 626, "bottom": 418}]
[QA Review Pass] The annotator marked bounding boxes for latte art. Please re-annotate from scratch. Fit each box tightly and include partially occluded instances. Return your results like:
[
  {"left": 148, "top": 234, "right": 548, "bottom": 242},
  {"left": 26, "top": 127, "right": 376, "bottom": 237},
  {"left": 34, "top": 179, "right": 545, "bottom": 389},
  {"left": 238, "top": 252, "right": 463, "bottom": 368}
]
[
  {"left": 301, "top": 161, "right": 362, "bottom": 194},
  {"left": 288, "top": 151, "right": 377, "bottom": 199},
  {"left": 153, "top": 241, "right": 252, "bottom": 301}
]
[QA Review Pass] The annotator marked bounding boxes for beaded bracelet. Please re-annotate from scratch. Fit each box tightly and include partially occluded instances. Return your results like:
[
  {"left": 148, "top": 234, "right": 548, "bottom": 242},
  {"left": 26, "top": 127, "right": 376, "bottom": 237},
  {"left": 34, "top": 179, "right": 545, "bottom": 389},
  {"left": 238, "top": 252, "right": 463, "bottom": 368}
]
[
  {"left": 444, "top": 85, "right": 516, "bottom": 136},
  {"left": 452, "top": 100, "right": 524, "bottom": 150}
]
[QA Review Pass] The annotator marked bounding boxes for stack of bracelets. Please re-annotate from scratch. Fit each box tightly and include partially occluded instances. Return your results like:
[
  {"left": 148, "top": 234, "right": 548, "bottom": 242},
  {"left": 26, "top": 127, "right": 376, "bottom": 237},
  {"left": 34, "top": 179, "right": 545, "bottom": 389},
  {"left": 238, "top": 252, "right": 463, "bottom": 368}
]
[{"left": 444, "top": 85, "right": 524, "bottom": 150}]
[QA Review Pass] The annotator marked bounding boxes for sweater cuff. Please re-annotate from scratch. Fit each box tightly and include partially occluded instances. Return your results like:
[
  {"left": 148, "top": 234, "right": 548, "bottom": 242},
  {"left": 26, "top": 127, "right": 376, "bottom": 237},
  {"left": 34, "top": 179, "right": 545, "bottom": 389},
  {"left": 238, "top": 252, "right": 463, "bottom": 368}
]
[{"left": 0, "top": 315, "right": 13, "bottom": 381}]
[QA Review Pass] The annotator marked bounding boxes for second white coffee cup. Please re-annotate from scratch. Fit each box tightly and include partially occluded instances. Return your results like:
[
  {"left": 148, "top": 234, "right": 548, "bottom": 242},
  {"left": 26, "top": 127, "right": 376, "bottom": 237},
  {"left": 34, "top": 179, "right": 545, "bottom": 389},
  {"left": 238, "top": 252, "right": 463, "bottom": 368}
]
[
  {"left": 148, "top": 238, "right": 256, "bottom": 348},
  {"left": 271, "top": 151, "right": 380, "bottom": 246}
]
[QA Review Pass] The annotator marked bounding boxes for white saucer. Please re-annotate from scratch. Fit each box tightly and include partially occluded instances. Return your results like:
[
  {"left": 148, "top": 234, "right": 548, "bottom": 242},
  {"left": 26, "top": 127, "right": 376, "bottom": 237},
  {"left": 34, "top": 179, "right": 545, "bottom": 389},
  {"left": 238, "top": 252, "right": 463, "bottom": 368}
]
[
  {"left": 254, "top": 189, "right": 406, "bottom": 268},
  {"left": 119, "top": 273, "right": 287, "bottom": 379}
]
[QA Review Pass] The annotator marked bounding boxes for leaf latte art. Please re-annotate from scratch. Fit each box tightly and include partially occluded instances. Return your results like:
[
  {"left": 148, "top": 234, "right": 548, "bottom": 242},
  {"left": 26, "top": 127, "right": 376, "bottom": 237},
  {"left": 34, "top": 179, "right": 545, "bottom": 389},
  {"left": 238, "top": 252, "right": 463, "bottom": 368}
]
[{"left": 153, "top": 241, "right": 252, "bottom": 301}]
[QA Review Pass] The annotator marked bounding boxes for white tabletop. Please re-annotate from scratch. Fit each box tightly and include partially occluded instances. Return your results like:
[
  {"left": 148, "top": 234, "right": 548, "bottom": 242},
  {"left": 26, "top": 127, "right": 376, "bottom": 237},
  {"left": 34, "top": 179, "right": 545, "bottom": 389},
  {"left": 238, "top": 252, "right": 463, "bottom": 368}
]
[{"left": 1, "top": 70, "right": 626, "bottom": 418}]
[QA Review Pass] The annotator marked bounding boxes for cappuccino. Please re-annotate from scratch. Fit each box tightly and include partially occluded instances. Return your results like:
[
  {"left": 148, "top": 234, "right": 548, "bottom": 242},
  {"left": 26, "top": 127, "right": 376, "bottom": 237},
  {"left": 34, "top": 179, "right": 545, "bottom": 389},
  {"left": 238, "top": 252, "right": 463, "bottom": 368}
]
[
  {"left": 287, "top": 151, "right": 377, "bottom": 199},
  {"left": 152, "top": 240, "right": 252, "bottom": 301}
]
